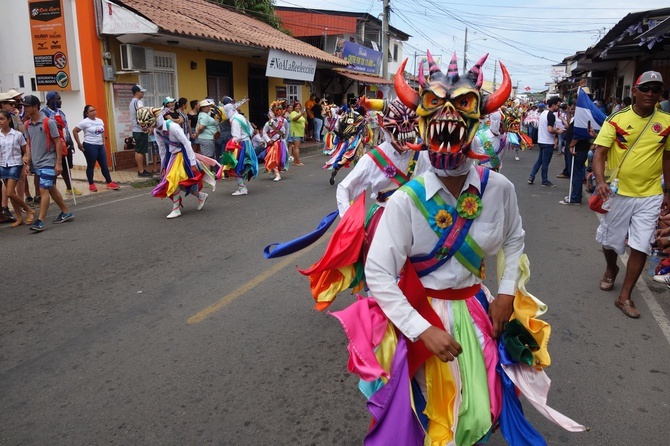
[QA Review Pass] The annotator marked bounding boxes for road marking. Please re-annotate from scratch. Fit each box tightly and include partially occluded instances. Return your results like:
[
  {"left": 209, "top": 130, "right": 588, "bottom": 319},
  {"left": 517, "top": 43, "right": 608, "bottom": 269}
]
[
  {"left": 621, "top": 252, "right": 670, "bottom": 346},
  {"left": 187, "top": 236, "right": 327, "bottom": 324}
]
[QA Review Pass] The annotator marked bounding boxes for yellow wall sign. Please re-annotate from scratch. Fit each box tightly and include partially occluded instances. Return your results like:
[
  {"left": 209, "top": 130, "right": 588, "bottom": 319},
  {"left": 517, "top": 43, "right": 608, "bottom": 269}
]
[{"left": 28, "top": 0, "right": 71, "bottom": 90}]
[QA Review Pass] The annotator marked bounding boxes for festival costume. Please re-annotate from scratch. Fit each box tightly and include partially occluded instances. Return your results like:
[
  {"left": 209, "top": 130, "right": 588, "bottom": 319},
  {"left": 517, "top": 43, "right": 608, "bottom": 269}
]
[
  {"left": 323, "top": 104, "right": 340, "bottom": 155},
  {"left": 329, "top": 53, "right": 586, "bottom": 444},
  {"left": 220, "top": 103, "right": 258, "bottom": 195},
  {"left": 148, "top": 110, "right": 214, "bottom": 218},
  {"left": 262, "top": 101, "right": 290, "bottom": 181},
  {"left": 472, "top": 111, "right": 506, "bottom": 171},
  {"left": 324, "top": 108, "right": 369, "bottom": 185}
]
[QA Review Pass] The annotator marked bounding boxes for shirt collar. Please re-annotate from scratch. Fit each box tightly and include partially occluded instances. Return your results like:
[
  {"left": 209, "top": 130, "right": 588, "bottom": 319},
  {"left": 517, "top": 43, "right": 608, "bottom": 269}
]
[{"left": 423, "top": 165, "right": 481, "bottom": 200}]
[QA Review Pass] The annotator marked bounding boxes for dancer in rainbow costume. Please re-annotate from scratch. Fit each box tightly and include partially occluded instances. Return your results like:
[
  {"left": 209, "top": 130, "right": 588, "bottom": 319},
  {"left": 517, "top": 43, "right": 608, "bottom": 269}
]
[
  {"left": 262, "top": 100, "right": 290, "bottom": 182},
  {"left": 328, "top": 52, "right": 587, "bottom": 445},
  {"left": 322, "top": 102, "right": 339, "bottom": 155},
  {"left": 501, "top": 105, "right": 533, "bottom": 161},
  {"left": 471, "top": 110, "right": 506, "bottom": 172},
  {"left": 139, "top": 107, "right": 214, "bottom": 219},
  {"left": 324, "top": 105, "right": 370, "bottom": 185},
  {"left": 220, "top": 101, "right": 258, "bottom": 196}
]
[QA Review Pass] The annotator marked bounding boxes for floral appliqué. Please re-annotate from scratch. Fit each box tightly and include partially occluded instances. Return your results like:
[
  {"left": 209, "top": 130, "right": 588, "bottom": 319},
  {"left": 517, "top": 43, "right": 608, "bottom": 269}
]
[
  {"left": 435, "top": 209, "right": 453, "bottom": 229},
  {"left": 383, "top": 165, "right": 397, "bottom": 178},
  {"left": 457, "top": 193, "right": 482, "bottom": 219}
]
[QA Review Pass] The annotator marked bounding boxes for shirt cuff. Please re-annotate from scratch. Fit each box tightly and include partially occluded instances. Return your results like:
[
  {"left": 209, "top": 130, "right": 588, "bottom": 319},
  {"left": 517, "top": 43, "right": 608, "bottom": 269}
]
[
  {"left": 398, "top": 311, "right": 432, "bottom": 342},
  {"left": 498, "top": 279, "right": 517, "bottom": 296}
]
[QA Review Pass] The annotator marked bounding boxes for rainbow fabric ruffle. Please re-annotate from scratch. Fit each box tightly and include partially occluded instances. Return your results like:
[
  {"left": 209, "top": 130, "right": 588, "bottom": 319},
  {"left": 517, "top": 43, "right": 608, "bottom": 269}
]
[{"left": 331, "top": 255, "right": 587, "bottom": 445}]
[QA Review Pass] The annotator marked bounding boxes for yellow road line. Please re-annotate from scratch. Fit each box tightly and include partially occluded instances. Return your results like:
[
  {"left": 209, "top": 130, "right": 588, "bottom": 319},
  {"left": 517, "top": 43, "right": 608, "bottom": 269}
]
[{"left": 187, "top": 237, "right": 326, "bottom": 324}]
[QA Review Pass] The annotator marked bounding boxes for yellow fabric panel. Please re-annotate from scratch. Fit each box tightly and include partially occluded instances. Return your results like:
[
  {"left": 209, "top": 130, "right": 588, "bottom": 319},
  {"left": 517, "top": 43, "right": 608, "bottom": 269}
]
[
  {"left": 165, "top": 152, "right": 188, "bottom": 198},
  {"left": 424, "top": 356, "right": 457, "bottom": 445}
]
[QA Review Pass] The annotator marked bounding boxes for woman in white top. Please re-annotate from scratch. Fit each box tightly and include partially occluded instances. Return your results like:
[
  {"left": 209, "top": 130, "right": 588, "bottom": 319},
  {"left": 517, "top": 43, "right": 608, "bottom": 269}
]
[
  {"left": 0, "top": 110, "right": 35, "bottom": 227},
  {"left": 72, "top": 105, "right": 119, "bottom": 192}
]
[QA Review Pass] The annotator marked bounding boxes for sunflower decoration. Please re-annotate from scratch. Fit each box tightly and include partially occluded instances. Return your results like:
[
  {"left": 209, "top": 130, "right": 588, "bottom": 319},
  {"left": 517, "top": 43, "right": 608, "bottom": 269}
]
[
  {"left": 431, "top": 208, "right": 454, "bottom": 230},
  {"left": 479, "top": 259, "right": 486, "bottom": 279},
  {"left": 457, "top": 193, "right": 482, "bottom": 219}
]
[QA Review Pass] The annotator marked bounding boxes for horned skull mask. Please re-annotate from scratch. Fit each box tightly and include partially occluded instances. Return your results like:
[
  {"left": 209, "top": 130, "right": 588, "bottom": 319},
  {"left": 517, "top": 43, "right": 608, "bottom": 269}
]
[
  {"left": 395, "top": 51, "right": 511, "bottom": 170},
  {"left": 360, "top": 97, "right": 418, "bottom": 151}
]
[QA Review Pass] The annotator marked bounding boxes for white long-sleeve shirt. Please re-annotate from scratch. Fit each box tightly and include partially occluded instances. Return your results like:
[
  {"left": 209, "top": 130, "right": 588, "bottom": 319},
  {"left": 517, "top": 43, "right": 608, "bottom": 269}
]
[
  {"left": 365, "top": 167, "right": 525, "bottom": 341},
  {"left": 262, "top": 117, "right": 288, "bottom": 143},
  {"left": 336, "top": 141, "right": 432, "bottom": 217},
  {"left": 231, "top": 115, "right": 251, "bottom": 143},
  {"left": 154, "top": 120, "right": 196, "bottom": 167}
]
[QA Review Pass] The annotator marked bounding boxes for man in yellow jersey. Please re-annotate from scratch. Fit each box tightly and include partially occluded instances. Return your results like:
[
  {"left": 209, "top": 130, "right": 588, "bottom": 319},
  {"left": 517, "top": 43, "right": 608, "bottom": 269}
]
[{"left": 592, "top": 71, "right": 670, "bottom": 318}]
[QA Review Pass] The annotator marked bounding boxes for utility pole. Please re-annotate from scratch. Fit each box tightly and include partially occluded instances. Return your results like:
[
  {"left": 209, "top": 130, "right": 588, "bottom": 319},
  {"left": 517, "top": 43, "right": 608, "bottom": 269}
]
[
  {"left": 463, "top": 27, "right": 468, "bottom": 72},
  {"left": 382, "top": 0, "right": 390, "bottom": 79},
  {"left": 323, "top": 27, "right": 328, "bottom": 52},
  {"left": 493, "top": 58, "right": 497, "bottom": 90},
  {"left": 413, "top": 52, "right": 418, "bottom": 78}
]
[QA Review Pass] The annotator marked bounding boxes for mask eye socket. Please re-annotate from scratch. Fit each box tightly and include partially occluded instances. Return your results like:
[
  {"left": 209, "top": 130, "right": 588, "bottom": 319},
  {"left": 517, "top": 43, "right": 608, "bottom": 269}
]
[
  {"left": 422, "top": 91, "right": 444, "bottom": 110},
  {"left": 453, "top": 93, "right": 478, "bottom": 114}
]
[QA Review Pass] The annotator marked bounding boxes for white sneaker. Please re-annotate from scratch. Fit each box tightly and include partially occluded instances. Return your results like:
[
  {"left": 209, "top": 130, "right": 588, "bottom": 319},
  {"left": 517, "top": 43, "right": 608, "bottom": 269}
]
[
  {"left": 197, "top": 192, "right": 208, "bottom": 210},
  {"left": 652, "top": 273, "right": 670, "bottom": 284},
  {"left": 232, "top": 187, "right": 248, "bottom": 196},
  {"left": 515, "top": 154, "right": 520, "bottom": 160},
  {"left": 273, "top": 175, "right": 281, "bottom": 182},
  {"left": 167, "top": 208, "right": 181, "bottom": 219},
  {"left": 288, "top": 156, "right": 294, "bottom": 162}
]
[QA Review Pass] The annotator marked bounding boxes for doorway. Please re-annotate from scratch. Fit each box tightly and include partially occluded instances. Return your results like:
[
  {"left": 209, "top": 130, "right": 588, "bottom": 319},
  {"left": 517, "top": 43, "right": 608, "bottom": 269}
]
[{"left": 247, "top": 65, "right": 268, "bottom": 129}]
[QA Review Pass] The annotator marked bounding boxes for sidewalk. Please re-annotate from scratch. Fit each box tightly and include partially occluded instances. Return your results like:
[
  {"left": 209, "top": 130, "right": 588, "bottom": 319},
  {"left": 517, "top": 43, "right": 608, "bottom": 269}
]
[{"left": 51, "top": 139, "right": 326, "bottom": 202}]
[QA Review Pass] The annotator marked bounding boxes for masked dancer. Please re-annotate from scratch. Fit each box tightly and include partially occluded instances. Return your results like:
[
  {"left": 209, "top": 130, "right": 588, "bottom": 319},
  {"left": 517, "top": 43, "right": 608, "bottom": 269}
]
[
  {"left": 262, "top": 100, "right": 290, "bottom": 182},
  {"left": 221, "top": 100, "right": 258, "bottom": 196},
  {"left": 330, "top": 52, "right": 587, "bottom": 445},
  {"left": 138, "top": 107, "right": 213, "bottom": 219},
  {"left": 324, "top": 105, "right": 369, "bottom": 185}
]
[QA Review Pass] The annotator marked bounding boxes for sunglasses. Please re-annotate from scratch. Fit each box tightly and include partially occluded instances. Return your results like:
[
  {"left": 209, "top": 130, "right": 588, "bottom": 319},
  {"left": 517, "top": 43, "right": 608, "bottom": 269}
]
[{"left": 636, "top": 85, "right": 663, "bottom": 94}]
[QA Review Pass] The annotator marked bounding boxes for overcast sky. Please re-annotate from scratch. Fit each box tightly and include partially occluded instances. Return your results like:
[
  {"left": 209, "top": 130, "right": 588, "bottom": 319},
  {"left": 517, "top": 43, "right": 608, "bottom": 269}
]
[{"left": 275, "top": 0, "right": 665, "bottom": 91}]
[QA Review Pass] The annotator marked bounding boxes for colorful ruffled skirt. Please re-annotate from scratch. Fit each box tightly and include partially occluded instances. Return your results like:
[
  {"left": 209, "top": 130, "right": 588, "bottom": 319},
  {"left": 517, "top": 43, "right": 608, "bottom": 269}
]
[
  {"left": 152, "top": 150, "right": 204, "bottom": 198},
  {"left": 324, "top": 134, "right": 366, "bottom": 171},
  {"left": 264, "top": 139, "right": 289, "bottom": 173},
  {"left": 331, "top": 255, "right": 587, "bottom": 445},
  {"left": 221, "top": 139, "right": 259, "bottom": 181}
]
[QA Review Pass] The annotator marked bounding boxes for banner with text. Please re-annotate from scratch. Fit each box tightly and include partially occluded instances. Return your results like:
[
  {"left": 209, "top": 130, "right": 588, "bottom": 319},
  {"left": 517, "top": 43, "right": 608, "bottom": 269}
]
[
  {"left": 342, "top": 41, "right": 381, "bottom": 75},
  {"left": 266, "top": 49, "right": 316, "bottom": 82},
  {"left": 28, "top": 0, "right": 72, "bottom": 90}
]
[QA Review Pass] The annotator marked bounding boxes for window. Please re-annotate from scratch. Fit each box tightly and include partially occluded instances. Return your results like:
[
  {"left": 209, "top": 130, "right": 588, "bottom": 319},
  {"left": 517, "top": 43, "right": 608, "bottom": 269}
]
[
  {"left": 139, "top": 51, "right": 177, "bottom": 107},
  {"left": 288, "top": 84, "right": 301, "bottom": 104},
  {"left": 393, "top": 44, "right": 399, "bottom": 62}
]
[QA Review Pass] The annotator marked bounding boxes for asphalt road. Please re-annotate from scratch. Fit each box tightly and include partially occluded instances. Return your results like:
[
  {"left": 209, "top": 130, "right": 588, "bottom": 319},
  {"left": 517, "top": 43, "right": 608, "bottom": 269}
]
[{"left": 1, "top": 148, "right": 669, "bottom": 446}]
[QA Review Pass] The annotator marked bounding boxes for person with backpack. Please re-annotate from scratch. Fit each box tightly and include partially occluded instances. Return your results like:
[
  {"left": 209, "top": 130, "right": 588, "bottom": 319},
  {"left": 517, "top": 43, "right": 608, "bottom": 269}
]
[
  {"left": 42, "top": 91, "right": 82, "bottom": 196},
  {"left": 22, "top": 95, "right": 73, "bottom": 231}
]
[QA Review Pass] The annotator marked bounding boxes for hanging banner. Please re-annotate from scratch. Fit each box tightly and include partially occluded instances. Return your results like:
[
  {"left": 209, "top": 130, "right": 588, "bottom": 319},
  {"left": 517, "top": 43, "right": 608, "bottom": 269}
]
[
  {"left": 28, "top": 0, "right": 72, "bottom": 90},
  {"left": 266, "top": 49, "right": 316, "bottom": 82},
  {"left": 341, "top": 41, "right": 381, "bottom": 75},
  {"left": 99, "top": 0, "right": 158, "bottom": 35}
]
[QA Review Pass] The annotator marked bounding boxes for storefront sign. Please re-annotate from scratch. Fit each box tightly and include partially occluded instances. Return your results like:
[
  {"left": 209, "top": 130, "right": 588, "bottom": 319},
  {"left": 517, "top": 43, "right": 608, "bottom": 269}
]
[
  {"left": 266, "top": 49, "right": 316, "bottom": 82},
  {"left": 111, "top": 82, "right": 136, "bottom": 153},
  {"left": 28, "top": 0, "right": 72, "bottom": 90},
  {"left": 342, "top": 41, "right": 381, "bottom": 75}
]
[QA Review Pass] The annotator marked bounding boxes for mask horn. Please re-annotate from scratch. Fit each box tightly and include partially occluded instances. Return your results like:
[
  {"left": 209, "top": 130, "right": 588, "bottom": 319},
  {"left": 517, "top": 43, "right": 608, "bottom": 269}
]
[
  {"left": 467, "top": 53, "right": 489, "bottom": 87},
  {"left": 426, "top": 50, "right": 441, "bottom": 75},
  {"left": 447, "top": 51, "right": 459, "bottom": 80},
  {"left": 482, "top": 61, "right": 512, "bottom": 115},
  {"left": 395, "top": 59, "right": 420, "bottom": 109},
  {"left": 359, "top": 96, "right": 385, "bottom": 111},
  {"left": 418, "top": 61, "right": 426, "bottom": 88}
]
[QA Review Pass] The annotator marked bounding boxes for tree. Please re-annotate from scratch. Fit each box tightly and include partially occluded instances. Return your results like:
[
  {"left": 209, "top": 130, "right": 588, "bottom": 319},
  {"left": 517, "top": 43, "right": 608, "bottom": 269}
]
[{"left": 212, "top": 0, "right": 282, "bottom": 29}]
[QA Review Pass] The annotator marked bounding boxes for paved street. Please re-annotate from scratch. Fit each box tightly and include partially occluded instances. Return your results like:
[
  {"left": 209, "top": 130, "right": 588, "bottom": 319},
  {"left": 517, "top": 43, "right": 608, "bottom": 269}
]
[{"left": 1, "top": 148, "right": 669, "bottom": 446}]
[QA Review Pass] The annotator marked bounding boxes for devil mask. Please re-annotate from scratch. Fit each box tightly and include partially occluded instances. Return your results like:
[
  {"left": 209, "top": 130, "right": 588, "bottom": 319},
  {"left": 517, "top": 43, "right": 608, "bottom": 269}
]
[
  {"left": 395, "top": 51, "right": 511, "bottom": 171},
  {"left": 360, "top": 97, "right": 418, "bottom": 151}
]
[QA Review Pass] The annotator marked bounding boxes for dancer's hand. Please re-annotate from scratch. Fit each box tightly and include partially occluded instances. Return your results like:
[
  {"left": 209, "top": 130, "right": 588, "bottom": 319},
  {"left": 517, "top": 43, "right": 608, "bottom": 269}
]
[
  {"left": 489, "top": 293, "right": 515, "bottom": 338},
  {"left": 419, "top": 326, "right": 462, "bottom": 362}
]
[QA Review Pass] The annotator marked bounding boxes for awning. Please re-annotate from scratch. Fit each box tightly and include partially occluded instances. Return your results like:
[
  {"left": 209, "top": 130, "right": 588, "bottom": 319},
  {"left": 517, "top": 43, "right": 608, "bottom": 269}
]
[{"left": 334, "top": 68, "right": 393, "bottom": 85}]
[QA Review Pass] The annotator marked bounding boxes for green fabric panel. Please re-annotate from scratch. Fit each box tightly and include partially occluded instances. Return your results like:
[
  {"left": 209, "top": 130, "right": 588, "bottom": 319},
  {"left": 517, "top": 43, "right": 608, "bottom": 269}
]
[
  {"left": 502, "top": 319, "right": 539, "bottom": 367},
  {"left": 452, "top": 300, "right": 492, "bottom": 446}
]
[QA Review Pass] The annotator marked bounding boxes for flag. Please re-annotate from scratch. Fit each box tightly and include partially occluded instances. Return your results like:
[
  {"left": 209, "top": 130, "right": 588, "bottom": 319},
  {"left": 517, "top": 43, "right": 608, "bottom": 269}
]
[
  {"left": 573, "top": 88, "right": 607, "bottom": 140},
  {"left": 524, "top": 86, "right": 531, "bottom": 91}
]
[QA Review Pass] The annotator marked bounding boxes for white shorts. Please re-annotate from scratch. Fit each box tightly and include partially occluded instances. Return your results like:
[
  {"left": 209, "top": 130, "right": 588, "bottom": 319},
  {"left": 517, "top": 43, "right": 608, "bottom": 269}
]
[{"left": 596, "top": 194, "right": 663, "bottom": 255}]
